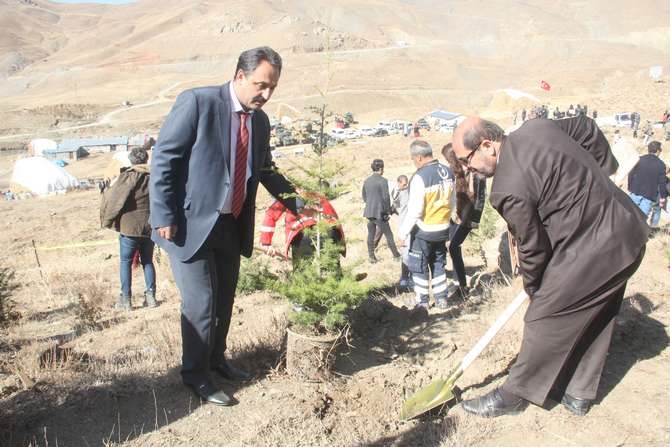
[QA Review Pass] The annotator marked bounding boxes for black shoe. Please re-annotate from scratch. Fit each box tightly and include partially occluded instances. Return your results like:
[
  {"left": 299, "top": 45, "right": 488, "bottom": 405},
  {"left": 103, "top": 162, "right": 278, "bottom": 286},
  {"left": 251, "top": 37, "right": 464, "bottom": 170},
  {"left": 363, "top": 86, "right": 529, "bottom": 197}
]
[
  {"left": 461, "top": 388, "right": 526, "bottom": 418},
  {"left": 561, "top": 394, "right": 591, "bottom": 416},
  {"left": 212, "top": 359, "right": 252, "bottom": 381},
  {"left": 186, "top": 381, "right": 236, "bottom": 406},
  {"left": 369, "top": 256, "right": 379, "bottom": 264}
]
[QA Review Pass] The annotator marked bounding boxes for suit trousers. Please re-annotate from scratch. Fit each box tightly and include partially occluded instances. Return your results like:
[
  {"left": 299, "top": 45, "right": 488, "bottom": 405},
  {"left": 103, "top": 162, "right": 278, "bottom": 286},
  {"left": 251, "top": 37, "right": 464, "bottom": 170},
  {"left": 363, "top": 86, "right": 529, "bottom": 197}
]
[
  {"left": 503, "top": 247, "right": 644, "bottom": 406},
  {"left": 168, "top": 214, "right": 241, "bottom": 384},
  {"left": 367, "top": 218, "right": 400, "bottom": 258}
]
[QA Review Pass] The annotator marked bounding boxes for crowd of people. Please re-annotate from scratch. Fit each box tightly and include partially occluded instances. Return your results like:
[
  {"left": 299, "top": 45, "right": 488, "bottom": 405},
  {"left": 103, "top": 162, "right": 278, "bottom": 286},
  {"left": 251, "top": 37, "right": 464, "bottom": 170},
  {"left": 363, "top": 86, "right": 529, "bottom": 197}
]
[
  {"left": 514, "top": 103, "right": 595, "bottom": 124},
  {"left": 90, "top": 46, "right": 663, "bottom": 421}
]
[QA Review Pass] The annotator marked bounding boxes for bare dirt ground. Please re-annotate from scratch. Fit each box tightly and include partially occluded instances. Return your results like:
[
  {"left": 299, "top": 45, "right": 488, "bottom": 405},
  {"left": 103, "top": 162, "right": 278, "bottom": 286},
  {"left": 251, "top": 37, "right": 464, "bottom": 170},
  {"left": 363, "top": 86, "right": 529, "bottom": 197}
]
[
  {"left": 0, "top": 132, "right": 668, "bottom": 447},
  {"left": 1, "top": 1, "right": 670, "bottom": 445}
]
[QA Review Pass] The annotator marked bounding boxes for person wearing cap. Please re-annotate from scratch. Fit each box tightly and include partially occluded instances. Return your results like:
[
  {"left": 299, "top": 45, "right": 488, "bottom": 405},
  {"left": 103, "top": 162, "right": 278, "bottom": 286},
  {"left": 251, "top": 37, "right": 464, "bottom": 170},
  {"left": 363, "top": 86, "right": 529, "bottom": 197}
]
[{"left": 362, "top": 159, "right": 402, "bottom": 263}]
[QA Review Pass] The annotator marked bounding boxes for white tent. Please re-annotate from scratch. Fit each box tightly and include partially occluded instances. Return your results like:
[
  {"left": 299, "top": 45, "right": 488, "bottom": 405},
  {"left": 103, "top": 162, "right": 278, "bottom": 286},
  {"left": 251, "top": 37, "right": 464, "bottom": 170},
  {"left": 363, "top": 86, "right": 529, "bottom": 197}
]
[
  {"left": 10, "top": 157, "right": 79, "bottom": 195},
  {"left": 29, "top": 138, "right": 58, "bottom": 157}
]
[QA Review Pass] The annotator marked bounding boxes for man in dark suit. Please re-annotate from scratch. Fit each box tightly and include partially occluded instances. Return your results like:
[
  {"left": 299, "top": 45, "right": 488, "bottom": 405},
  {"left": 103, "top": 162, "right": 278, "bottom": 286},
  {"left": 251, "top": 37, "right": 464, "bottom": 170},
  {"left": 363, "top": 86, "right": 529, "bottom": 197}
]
[
  {"left": 150, "top": 47, "right": 302, "bottom": 406},
  {"left": 362, "top": 159, "right": 401, "bottom": 263},
  {"left": 452, "top": 116, "right": 648, "bottom": 417}
]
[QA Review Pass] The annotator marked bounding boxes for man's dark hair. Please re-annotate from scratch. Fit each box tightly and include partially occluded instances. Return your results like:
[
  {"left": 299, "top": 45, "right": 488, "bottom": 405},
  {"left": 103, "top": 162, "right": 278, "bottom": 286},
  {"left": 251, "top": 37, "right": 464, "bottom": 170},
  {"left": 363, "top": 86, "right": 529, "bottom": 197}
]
[
  {"left": 371, "top": 159, "right": 384, "bottom": 172},
  {"left": 235, "top": 46, "right": 282, "bottom": 77},
  {"left": 648, "top": 140, "right": 662, "bottom": 154},
  {"left": 463, "top": 119, "right": 505, "bottom": 151},
  {"left": 129, "top": 146, "right": 149, "bottom": 165}
]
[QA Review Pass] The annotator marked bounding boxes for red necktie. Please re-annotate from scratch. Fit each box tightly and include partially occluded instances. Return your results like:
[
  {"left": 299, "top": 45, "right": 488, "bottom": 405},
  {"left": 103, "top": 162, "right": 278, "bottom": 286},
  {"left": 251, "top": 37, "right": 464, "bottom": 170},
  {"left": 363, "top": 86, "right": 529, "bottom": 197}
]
[{"left": 231, "top": 112, "right": 249, "bottom": 218}]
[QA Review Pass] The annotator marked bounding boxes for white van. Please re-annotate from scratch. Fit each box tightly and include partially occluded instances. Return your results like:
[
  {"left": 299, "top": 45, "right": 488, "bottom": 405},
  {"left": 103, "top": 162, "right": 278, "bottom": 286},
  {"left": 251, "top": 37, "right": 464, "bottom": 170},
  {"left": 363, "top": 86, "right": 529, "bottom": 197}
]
[{"left": 330, "top": 128, "right": 346, "bottom": 140}]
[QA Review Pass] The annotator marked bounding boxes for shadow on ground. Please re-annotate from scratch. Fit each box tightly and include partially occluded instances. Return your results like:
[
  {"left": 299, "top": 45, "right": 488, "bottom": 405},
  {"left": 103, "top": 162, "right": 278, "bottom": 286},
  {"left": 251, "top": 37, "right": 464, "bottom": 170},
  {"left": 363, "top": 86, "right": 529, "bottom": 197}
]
[
  {"left": 0, "top": 344, "right": 275, "bottom": 447},
  {"left": 596, "top": 293, "right": 668, "bottom": 402},
  {"left": 362, "top": 416, "right": 459, "bottom": 447}
]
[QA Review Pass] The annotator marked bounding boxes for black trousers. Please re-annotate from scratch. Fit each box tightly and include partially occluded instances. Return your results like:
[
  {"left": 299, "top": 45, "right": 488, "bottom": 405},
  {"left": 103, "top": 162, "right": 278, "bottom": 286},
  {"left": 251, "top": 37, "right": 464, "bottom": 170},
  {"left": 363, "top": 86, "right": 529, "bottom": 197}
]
[
  {"left": 168, "top": 214, "right": 241, "bottom": 384},
  {"left": 503, "top": 247, "right": 645, "bottom": 406},
  {"left": 367, "top": 217, "right": 400, "bottom": 258},
  {"left": 448, "top": 222, "right": 472, "bottom": 288}
]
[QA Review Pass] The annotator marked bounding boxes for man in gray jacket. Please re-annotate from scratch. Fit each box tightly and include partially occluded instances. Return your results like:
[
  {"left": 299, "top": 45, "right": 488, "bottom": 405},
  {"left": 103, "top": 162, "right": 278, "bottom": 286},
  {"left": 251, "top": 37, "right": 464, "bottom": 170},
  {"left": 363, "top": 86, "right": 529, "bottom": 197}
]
[{"left": 150, "top": 47, "right": 302, "bottom": 406}]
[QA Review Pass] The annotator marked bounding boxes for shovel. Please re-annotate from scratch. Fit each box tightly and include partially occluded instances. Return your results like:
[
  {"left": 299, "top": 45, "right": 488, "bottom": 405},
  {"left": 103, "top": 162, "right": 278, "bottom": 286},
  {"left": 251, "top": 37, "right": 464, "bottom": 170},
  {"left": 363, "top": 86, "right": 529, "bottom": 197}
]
[{"left": 400, "top": 291, "right": 529, "bottom": 420}]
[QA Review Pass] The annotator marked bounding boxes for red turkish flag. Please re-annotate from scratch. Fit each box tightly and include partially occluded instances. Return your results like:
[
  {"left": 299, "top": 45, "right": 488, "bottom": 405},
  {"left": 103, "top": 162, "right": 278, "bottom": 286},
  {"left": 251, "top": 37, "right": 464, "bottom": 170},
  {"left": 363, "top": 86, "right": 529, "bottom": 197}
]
[{"left": 540, "top": 80, "right": 551, "bottom": 91}]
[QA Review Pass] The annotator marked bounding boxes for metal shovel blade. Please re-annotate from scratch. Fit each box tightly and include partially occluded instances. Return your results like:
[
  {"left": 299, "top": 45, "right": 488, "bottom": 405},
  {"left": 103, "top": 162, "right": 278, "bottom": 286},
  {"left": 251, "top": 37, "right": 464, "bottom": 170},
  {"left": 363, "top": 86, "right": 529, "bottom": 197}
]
[
  {"left": 400, "top": 370, "right": 461, "bottom": 420},
  {"left": 400, "top": 292, "right": 529, "bottom": 421}
]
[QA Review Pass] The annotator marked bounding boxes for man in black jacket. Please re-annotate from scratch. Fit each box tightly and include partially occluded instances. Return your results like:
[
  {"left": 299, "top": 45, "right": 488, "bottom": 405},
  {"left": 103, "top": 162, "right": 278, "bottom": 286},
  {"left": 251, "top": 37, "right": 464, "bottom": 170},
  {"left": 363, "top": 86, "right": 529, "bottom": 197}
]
[
  {"left": 452, "top": 116, "right": 647, "bottom": 418},
  {"left": 362, "top": 159, "right": 401, "bottom": 263},
  {"left": 628, "top": 141, "right": 667, "bottom": 228}
]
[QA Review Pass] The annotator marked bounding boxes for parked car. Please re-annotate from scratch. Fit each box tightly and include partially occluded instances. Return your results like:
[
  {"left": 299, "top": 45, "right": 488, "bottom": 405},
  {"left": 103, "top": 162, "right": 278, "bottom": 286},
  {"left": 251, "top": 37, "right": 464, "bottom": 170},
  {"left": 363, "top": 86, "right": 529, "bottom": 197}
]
[
  {"left": 372, "top": 128, "right": 389, "bottom": 137},
  {"left": 344, "top": 128, "right": 361, "bottom": 139},
  {"left": 391, "top": 120, "right": 412, "bottom": 132},
  {"left": 376, "top": 121, "right": 393, "bottom": 132},
  {"left": 437, "top": 123, "right": 456, "bottom": 134},
  {"left": 330, "top": 128, "right": 347, "bottom": 140},
  {"left": 359, "top": 125, "right": 376, "bottom": 137},
  {"left": 417, "top": 118, "right": 431, "bottom": 130}
]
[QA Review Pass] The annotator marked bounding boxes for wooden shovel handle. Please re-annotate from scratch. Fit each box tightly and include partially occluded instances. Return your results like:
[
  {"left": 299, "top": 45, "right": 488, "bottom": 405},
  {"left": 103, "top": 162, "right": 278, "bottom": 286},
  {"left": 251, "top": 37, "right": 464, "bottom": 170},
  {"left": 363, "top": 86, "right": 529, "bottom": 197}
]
[{"left": 459, "top": 291, "right": 529, "bottom": 372}]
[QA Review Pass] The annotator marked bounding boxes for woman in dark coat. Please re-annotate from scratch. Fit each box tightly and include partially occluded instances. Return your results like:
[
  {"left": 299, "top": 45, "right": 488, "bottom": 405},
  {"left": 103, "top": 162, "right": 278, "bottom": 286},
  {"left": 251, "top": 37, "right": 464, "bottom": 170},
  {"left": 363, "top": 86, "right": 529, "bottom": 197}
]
[
  {"left": 101, "top": 143, "right": 156, "bottom": 310},
  {"left": 442, "top": 143, "right": 486, "bottom": 296}
]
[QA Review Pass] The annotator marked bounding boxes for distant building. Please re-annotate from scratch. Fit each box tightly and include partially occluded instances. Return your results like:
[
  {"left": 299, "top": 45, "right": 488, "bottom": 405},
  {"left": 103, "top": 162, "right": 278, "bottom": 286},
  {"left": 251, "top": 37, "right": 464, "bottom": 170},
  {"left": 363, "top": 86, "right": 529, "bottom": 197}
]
[
  {"left": 44, "top": 137, "right": 129, "bottom": 160},
  {"left": 426, "top": 110, "right": 466, "bottom": 131}
]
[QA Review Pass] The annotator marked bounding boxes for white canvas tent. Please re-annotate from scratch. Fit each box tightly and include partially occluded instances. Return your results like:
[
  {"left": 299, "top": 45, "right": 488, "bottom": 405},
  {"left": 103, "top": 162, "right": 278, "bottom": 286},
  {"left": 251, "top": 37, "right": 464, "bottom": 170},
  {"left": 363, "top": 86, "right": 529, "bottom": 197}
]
[{"left": 10, "top": 157, "right": 79, "bottom": 195}]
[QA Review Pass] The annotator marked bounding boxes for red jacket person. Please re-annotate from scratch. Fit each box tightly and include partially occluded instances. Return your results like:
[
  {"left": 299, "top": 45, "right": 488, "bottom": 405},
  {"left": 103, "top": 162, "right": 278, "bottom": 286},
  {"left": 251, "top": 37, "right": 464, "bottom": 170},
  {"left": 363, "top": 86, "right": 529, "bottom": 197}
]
[{"left": 260, "top": 194, "right": 345, "bottom": 262}]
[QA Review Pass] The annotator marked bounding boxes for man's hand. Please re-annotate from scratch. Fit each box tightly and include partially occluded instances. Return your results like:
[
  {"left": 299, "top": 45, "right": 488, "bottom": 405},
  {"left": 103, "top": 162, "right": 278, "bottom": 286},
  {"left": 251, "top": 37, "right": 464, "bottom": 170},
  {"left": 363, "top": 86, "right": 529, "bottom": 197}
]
[
  {"left": 397, "top": 238, "right": 406, "bottom": 248},
  {"left": 660, "top": 197, "right": 667, "bottom": 210},
  {"left": 157, "top": 225, "right": 178, "bottom": 241}
]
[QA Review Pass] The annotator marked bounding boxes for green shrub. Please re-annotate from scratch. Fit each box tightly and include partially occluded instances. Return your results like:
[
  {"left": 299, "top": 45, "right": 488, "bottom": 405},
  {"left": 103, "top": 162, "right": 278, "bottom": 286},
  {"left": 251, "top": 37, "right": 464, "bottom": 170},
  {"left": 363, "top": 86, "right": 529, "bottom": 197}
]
[
  {"left": 0, "top": 267, "right": 20, "bottom": 327},
  {"left": 469, "top": 200, "right": 498, "bottom": 246},
  {"left": 237, "top": 257, "right": 277, "bottom": 294},
  {"left": 270, "top": 234, "right": 370, "bottom": 334}
]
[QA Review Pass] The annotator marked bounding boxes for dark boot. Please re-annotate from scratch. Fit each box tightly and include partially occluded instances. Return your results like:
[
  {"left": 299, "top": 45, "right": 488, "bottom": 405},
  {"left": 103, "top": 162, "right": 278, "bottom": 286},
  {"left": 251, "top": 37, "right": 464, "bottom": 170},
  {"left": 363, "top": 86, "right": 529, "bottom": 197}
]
[
  {"left": 144, "top": 291, "right": 157, "bottom": 308},
  {"left": 115, "top": 294, "right": 131, "bottom": 311}
]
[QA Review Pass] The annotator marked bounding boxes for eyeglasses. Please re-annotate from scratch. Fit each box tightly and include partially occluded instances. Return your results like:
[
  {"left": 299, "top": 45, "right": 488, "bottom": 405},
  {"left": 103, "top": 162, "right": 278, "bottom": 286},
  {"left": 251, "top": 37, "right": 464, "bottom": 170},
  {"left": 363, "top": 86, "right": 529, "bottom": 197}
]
[{"left": 457, "top": 142, "right": 482, "bottom": 167}]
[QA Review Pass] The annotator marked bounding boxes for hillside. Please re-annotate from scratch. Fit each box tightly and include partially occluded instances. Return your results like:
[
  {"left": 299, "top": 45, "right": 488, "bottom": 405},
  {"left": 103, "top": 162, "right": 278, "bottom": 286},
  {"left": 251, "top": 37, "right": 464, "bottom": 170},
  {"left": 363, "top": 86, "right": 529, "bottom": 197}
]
[{"left": 0, "top": 0, "right": 669, "bottom": 141}]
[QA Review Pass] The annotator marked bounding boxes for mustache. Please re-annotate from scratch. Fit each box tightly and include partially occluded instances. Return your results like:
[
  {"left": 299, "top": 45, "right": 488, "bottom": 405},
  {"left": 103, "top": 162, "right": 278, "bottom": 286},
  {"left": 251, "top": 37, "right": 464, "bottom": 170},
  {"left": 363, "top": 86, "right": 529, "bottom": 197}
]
[{"left": 252, "top": 96, "right": 266, "bottom": 104}]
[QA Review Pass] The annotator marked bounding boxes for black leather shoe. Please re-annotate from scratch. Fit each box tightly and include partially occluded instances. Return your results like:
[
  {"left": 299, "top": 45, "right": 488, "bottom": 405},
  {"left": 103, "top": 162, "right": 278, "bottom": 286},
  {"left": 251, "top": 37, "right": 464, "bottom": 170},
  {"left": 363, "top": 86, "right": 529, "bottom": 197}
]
[
  {"left": 212, "top": 359, "right": 252, "bottom": 381},
  {"left": 561, "top": 394, "right": 591, "bottom": 416},
  {"left": 186, "top": 381, "right": 237, "bottom": 406},
  {"left": 461, "top": 388, "right": 526, "bottom": 418}
]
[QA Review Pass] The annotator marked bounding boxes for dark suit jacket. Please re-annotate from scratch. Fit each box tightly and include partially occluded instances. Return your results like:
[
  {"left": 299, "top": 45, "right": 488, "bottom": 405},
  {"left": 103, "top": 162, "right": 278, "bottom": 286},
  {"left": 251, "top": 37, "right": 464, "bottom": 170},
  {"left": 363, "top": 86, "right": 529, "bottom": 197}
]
[
  {"left": 150, "top": 83, "right": 299, "bottom": 261},
  {"left": 628, "top": 153, "right": 668, "bottom": 201},
  {"left": 490, "top": 118, "right": 648, "bottom": 321},
  {"left": 362, "top": 173, "right": 392, "bottom": 219}
]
